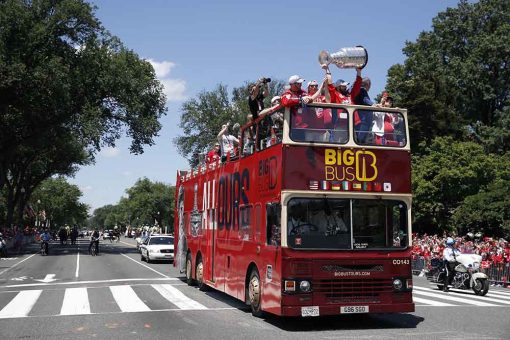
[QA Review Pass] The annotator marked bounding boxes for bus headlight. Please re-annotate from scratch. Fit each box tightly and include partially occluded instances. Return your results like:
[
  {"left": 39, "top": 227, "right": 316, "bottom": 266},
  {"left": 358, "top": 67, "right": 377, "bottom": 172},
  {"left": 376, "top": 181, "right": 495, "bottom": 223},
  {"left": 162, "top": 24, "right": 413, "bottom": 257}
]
[
  {"left": 299, "top": 280, "right": 311, "bottom": 292},
  {"left": 393, "top": 279, "right": 403, "bottom": 290}
]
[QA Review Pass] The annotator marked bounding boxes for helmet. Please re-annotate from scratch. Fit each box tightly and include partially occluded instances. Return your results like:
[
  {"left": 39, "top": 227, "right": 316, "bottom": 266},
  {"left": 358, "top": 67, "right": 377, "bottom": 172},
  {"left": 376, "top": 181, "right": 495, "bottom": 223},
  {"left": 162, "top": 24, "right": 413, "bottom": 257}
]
[{"left": 446, "top": 237, "right": 455, "bottom": 246}]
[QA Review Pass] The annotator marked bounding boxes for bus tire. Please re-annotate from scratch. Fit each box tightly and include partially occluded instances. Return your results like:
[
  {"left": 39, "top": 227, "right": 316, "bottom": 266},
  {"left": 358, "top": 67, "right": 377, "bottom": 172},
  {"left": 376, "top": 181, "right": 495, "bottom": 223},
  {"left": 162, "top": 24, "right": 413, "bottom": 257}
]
[
  {"left": 248, "top": 268, "right": 263, "bottom": 317},
  {"left": 186, "top": 253, "right": 195, "bottom": 286},
  {"left": 196, "top": 258, "right": 208, "bottom": 291}
]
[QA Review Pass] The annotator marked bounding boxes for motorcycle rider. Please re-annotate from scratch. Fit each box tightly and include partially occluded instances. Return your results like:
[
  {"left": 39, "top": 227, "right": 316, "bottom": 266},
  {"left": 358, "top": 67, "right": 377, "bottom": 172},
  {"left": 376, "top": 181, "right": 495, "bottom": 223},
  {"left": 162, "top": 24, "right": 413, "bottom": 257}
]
[
  {"left": 88, "top": 228, "right": 100, "bottom": 255},
  {"left": 40, "top": 228, "right": 52, "bottom": 255},
  {"left": 443, "top": 237, "right": 460, "bottom": 292}
]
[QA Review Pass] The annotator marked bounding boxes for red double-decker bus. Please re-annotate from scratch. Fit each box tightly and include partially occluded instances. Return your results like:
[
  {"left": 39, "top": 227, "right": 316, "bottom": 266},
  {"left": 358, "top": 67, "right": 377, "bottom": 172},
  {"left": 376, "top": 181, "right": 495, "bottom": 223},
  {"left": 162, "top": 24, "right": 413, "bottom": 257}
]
[{"left": 174, "top": 101, "right": 414, "bottom": 317}]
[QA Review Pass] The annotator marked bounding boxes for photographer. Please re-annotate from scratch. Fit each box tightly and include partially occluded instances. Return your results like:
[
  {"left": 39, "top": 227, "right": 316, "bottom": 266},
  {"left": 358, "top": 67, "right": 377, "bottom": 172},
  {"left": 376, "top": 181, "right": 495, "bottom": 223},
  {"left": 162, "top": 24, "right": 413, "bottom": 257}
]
[{"left": 248, "top": 77, "right": 270, "bottom": 119}]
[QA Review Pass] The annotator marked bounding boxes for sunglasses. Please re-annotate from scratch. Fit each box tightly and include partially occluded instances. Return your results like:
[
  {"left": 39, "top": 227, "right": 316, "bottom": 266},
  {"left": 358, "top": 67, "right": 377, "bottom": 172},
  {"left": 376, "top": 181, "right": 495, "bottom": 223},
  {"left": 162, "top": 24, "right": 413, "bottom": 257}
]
[{"left": 309, "top": 85, "right": 318, "bottom": 88}]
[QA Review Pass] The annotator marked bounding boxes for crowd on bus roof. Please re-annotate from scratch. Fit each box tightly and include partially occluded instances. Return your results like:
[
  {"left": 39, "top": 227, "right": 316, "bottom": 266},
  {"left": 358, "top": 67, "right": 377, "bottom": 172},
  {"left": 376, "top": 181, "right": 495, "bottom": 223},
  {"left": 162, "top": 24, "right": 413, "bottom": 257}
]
[
  {"left": 412, "top": 233, "right": 510, "bottom": 267},
  {"left": 205, "top": 65, "right": 402, "bottom": 166}
]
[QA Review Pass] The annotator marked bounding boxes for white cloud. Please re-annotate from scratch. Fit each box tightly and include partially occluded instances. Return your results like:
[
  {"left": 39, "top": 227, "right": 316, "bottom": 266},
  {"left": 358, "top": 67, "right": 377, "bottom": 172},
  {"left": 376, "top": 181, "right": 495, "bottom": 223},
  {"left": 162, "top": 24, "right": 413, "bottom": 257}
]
[
  {"left": 100, "top": 147, "right": 120, "bottom": 158},
  {"left": 123, "top": 171, "right": 132, "bottom": 177},
  {"left": 148, "top": 59, "right": 175, "bottom": 78},
  {"left": 161, "top": 78, "right": 186, "bottom": 101},
  {"left": 81, "top": 185, "right": 93, "bottom": 193},
  {"left": 147, "top": 59, "right": 186, "bottom": 102}
]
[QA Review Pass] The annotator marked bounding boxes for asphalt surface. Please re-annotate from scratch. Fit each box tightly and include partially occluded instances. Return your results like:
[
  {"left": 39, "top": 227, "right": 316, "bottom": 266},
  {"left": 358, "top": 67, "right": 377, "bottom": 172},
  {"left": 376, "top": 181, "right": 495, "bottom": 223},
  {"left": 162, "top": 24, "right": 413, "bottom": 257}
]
[{"left": 0, "top": 237, "right": 508, "bottom": 340}]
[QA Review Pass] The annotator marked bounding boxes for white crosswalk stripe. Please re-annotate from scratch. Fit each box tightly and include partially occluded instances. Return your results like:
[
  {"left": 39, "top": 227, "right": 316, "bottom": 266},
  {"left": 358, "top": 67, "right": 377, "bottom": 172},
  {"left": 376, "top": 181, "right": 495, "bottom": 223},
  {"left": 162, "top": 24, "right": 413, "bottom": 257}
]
[
  {"left": 413, "top": 286, "right": 505, "bottom": 306},
  {"left": 0, "top": 290, "right": 42, "bottom": 318},
  {"left": 152, "top": 284, "right": 207, "bottom": 310},
  {"left": 109, "top": 285, "right": 151, "bottom": 312},
  {"left": 1, "top": 283, "right": 509, "bottom": 319},
  {"left": 60, "top": 287, "right": 90, "bottom": 315}
]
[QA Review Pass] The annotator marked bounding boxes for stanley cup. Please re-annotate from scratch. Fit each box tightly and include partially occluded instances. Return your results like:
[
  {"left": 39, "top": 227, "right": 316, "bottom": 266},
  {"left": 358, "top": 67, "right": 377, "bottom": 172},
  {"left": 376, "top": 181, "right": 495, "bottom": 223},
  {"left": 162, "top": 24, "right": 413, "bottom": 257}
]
[{"left": 318, "top": 46, "right": 368, "bottom": 69}]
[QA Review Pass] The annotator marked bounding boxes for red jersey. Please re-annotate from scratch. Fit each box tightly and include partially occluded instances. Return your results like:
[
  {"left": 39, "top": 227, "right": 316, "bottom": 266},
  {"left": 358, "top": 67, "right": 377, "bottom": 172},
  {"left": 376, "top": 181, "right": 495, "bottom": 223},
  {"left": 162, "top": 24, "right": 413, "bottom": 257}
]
[{"left": 281, "top": 89, "right": 310, "bottom": 128}]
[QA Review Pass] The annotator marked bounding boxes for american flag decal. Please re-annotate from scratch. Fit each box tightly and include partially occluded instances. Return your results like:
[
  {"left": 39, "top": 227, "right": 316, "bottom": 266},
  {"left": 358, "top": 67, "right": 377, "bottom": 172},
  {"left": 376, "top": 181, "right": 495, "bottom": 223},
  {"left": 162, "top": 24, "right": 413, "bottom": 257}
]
[{"left": 309, "top": 180, "right": 319, "bottom": 190}]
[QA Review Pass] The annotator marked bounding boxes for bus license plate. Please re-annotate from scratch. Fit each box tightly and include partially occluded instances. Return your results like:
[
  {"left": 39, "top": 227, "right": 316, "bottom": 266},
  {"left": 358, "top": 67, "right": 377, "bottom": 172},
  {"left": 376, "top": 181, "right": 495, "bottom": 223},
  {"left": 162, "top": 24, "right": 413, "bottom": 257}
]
[
  {"left": 301, "top": 306, "right": 320, "bottom": 317},
  {"left": 340, "top": 306, "right": 369, "bottom": 314}
]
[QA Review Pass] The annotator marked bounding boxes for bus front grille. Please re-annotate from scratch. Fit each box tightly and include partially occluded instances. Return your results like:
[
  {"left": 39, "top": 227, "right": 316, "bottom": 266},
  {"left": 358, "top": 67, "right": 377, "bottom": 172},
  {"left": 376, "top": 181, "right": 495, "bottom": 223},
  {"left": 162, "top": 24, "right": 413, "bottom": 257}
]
[{"left": 314, "top": 278, "right": 392, "bottom": 302}]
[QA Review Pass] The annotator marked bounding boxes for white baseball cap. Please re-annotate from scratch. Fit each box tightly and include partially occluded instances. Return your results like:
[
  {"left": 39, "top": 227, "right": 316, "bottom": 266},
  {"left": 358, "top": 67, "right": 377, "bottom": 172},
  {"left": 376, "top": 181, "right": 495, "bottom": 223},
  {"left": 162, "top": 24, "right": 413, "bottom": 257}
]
[
  {"left": 271, "top": 96, "right": 281, "bottom": 105},
  {"left": 334, "top": 79, "right": 350, "bottom": 88},
  {"left": 307, "top": 80, "right": 318, "bottom": 87},
  {"left": 289, "top": 75, "right": 305, "bottom": 85}
]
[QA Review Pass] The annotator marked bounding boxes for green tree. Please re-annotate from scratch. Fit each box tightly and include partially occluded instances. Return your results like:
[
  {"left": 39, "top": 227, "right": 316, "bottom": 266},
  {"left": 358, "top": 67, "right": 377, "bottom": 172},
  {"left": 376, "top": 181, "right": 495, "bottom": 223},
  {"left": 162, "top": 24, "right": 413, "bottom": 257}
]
[
  {"left": 412, "top": 137, "right": 507, "bottom": 235},
  {"left": 175, "top": 80, "right": 285, "bottom": 166},
  {"left": 31, "top": 177, "right": 89, "bottom": 229},
  {"left": 0, "top": 0, "right": 167, "bottom": 226},
  {"left": 125, "top": 178, "right": 174, "bottom": 233},
  {"left": 385, "top": 0, "right": 510, "bottom": 151}
]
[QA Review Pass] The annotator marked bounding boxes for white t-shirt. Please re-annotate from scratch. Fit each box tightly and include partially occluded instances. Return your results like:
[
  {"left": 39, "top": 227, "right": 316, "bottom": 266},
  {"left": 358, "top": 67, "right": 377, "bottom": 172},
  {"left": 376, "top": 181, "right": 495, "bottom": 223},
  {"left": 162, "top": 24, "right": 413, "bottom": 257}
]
[{"left": 220, "top": 134, "right": 236, "bottom": 157}]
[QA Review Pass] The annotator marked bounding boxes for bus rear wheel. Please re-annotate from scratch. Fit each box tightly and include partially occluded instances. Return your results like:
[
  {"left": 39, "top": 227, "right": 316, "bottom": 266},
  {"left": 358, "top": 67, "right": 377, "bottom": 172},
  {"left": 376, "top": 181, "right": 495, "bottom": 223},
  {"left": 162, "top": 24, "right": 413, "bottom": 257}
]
[
  {"left": 248, "top": 269, "right": 263, "bottom": 317},
  {"left": 196, "top": 258, "right": 208, "bottom": 291},
  {"left": 186, "top": 253, "right": 195, "bottom": 286}
]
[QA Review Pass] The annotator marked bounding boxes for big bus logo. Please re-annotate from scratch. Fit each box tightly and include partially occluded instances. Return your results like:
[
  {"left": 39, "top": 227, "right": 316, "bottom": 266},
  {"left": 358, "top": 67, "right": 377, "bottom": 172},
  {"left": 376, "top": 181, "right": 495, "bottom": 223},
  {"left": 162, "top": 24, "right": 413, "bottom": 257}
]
[{"left": 324, "top": 148, "right": 378, "bottom": 182}]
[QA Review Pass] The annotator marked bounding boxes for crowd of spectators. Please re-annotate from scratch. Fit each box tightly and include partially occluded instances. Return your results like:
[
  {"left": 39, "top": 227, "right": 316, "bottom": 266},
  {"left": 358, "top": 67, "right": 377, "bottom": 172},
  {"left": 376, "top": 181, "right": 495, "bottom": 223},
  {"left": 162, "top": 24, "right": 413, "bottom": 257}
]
[{"left": 412, "top": 233, "right": 510, "bottom": 286}]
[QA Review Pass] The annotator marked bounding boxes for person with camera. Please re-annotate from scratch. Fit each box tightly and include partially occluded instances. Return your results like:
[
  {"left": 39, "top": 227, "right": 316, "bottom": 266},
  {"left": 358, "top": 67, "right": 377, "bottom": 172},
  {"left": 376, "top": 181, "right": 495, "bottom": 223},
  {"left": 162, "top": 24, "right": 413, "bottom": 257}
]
[
  {"left": 249, "top": 77, "right": 270, "bottom": 119},
  {"left": 217, "top": 122, "right": 239, "bottom": 163}
]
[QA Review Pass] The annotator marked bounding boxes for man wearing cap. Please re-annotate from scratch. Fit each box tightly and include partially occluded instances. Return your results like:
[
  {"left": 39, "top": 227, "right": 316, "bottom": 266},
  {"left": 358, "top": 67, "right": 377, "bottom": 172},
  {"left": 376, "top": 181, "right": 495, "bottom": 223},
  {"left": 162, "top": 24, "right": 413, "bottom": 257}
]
[
  {"left": 281, "top": 75, "right": 313, "bottom": 131},
  {"left": 325, "top": 67, "right": 362, "bottom": 105}
]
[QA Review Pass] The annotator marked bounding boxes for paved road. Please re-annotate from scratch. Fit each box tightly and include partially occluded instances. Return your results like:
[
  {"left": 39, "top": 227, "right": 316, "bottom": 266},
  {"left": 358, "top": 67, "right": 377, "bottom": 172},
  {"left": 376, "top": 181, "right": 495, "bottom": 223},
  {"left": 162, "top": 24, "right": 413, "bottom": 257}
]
[{"left": 0, "top": 237, "right": 508, "bottom": 339}]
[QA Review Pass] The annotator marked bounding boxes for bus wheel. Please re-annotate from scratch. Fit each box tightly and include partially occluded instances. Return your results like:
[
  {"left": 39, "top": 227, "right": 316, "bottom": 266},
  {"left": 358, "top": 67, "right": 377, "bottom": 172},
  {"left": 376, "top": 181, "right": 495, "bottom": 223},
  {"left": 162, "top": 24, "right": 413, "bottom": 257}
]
[
  {"left": 186, "top": 253, "right": 195, "bottom": 286},
  {"left": 196, "top": 258, "right": 208, "bottom": 291},
  {"left": 248, "top": 269, "right": 263, "bottom": 317}
]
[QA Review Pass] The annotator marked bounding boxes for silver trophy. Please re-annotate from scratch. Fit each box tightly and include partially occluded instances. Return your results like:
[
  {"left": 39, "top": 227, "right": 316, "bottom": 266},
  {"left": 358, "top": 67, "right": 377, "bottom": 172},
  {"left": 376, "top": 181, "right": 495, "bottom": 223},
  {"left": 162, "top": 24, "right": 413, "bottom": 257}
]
[{"left": 318, "top": 46, "right": 368, "bottom": 69}]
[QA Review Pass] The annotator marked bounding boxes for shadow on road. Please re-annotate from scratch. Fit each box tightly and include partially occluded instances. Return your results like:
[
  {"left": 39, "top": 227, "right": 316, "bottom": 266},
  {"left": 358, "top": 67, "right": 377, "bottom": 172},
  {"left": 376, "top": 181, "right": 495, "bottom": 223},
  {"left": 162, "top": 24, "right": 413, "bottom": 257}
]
[{"left": 262, "top": 312, "right": 424, "bottom": 331}]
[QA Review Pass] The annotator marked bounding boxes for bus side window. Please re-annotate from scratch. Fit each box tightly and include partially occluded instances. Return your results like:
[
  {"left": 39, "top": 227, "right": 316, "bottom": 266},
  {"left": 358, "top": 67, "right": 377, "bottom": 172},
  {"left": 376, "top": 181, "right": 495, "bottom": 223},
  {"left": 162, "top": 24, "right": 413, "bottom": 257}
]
[
  {"left": 266, "top": 203, "right": 281, "bottom": 246},
  {"left": 239, "top": 204, "right": 253, "bottom": 241}
]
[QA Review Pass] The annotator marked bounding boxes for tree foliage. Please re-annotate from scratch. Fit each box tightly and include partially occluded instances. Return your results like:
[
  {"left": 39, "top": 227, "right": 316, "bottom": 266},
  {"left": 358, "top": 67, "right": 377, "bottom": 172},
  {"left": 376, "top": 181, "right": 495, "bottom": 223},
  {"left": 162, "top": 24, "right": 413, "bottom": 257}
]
[
  {"left": 174, "top": 80, "right": 285, "bottom": 166},
  {"left": 412, "top": 137, "right": 510, "bottom": 237},
  {"left": 0, "top": 0, "right": 167, "bottom": 227},
  {"left": 89, "top": 178, "right": 175, "bottom": 232},
  {"left": 386, "top": 0, "right": 510, "bottom": 152},
  {"left": 30, "top": 177, "right": 89, "bottom": 229}
]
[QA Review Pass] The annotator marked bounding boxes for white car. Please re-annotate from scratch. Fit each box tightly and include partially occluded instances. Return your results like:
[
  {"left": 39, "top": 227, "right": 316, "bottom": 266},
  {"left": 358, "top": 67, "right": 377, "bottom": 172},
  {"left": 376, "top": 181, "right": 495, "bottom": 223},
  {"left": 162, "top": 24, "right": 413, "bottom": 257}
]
[{"left": 140, "top": 235, "right": 174, "bottom": 263}]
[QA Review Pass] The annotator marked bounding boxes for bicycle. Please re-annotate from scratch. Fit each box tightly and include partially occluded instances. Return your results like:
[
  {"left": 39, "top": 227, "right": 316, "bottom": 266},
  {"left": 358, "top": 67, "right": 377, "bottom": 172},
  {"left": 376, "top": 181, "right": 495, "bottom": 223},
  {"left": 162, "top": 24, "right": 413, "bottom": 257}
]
[
  {"left": 40, "top": 242, "right": 48, "bottom": 256},
  {"left": 90, "top": 238, "right": 99, "bottom": 256}
]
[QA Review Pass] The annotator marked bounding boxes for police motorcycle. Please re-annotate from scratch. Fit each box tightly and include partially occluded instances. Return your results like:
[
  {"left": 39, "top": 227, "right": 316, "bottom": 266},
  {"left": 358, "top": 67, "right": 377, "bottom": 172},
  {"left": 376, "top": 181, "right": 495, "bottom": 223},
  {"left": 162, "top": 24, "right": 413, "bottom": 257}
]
[{"left": 426, "top": 253, "right": 490, "bottom": 296}]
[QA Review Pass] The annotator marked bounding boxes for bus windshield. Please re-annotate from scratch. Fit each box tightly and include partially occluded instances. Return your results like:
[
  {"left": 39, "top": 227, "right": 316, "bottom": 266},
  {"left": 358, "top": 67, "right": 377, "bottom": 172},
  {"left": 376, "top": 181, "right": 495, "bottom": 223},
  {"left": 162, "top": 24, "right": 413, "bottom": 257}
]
[
  {"left": 289, "top": 104, "right": 406, "bottom": 147},
  {"left": 286, "top": 198, "right": 408, "bottom": 250}
]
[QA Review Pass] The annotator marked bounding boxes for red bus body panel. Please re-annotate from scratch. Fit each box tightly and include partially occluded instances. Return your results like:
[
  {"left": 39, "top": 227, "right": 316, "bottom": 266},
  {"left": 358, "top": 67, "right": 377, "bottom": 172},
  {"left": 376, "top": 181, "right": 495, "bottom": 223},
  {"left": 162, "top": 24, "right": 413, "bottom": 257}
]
[{"left": 174, "top": 142, "right": 414, "bottom": 316}]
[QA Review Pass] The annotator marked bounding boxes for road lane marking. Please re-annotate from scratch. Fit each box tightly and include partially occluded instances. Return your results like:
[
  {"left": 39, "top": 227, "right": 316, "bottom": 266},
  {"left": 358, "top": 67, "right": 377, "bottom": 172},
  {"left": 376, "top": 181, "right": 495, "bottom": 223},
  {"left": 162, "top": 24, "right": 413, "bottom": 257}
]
[
  {"left": 120, "top": 253, "right": 169, "bottom": 278},
  {"left": 152, "top": 284, "right": 207, "bottom": 310},
  {"left": 1, "top": 277, "right": 179, "bottom": 289},
  {"left": 0, "top": 253, "right": 37, "bottom": 276},
  {"left": 120, "top": 241, "right": 136, "bottom": 247},
  {"left": 413, "top": 287, "right": 498, "bottom": 306},
  {"left": 110, "top": 285, "right": 150, "bottom": 312},
  {"left": 416, "top": 285, "right": 510, "bottom": 304},
  {"left": 75, "top": 248, "right": 80, "bottom": 278},
  {"left": 60, "top": 287, "right": 90, "bottom": 315},
  {"left": 0, "top": 289, "right": 42, "bottom": 318},
  {"left": 486, "top": 291, "right": 510, "bottom": 300},
  {"left": 412, "top": 296, "right": 456, "bottom": 306}
]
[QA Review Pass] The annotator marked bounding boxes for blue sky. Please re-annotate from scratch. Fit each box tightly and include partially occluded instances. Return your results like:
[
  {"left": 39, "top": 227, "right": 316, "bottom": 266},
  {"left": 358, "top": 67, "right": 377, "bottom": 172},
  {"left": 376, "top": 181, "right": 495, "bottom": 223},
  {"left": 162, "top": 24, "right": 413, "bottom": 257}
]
[{"left": 70, "top": 0, "right": 463, "bottom": 212}]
